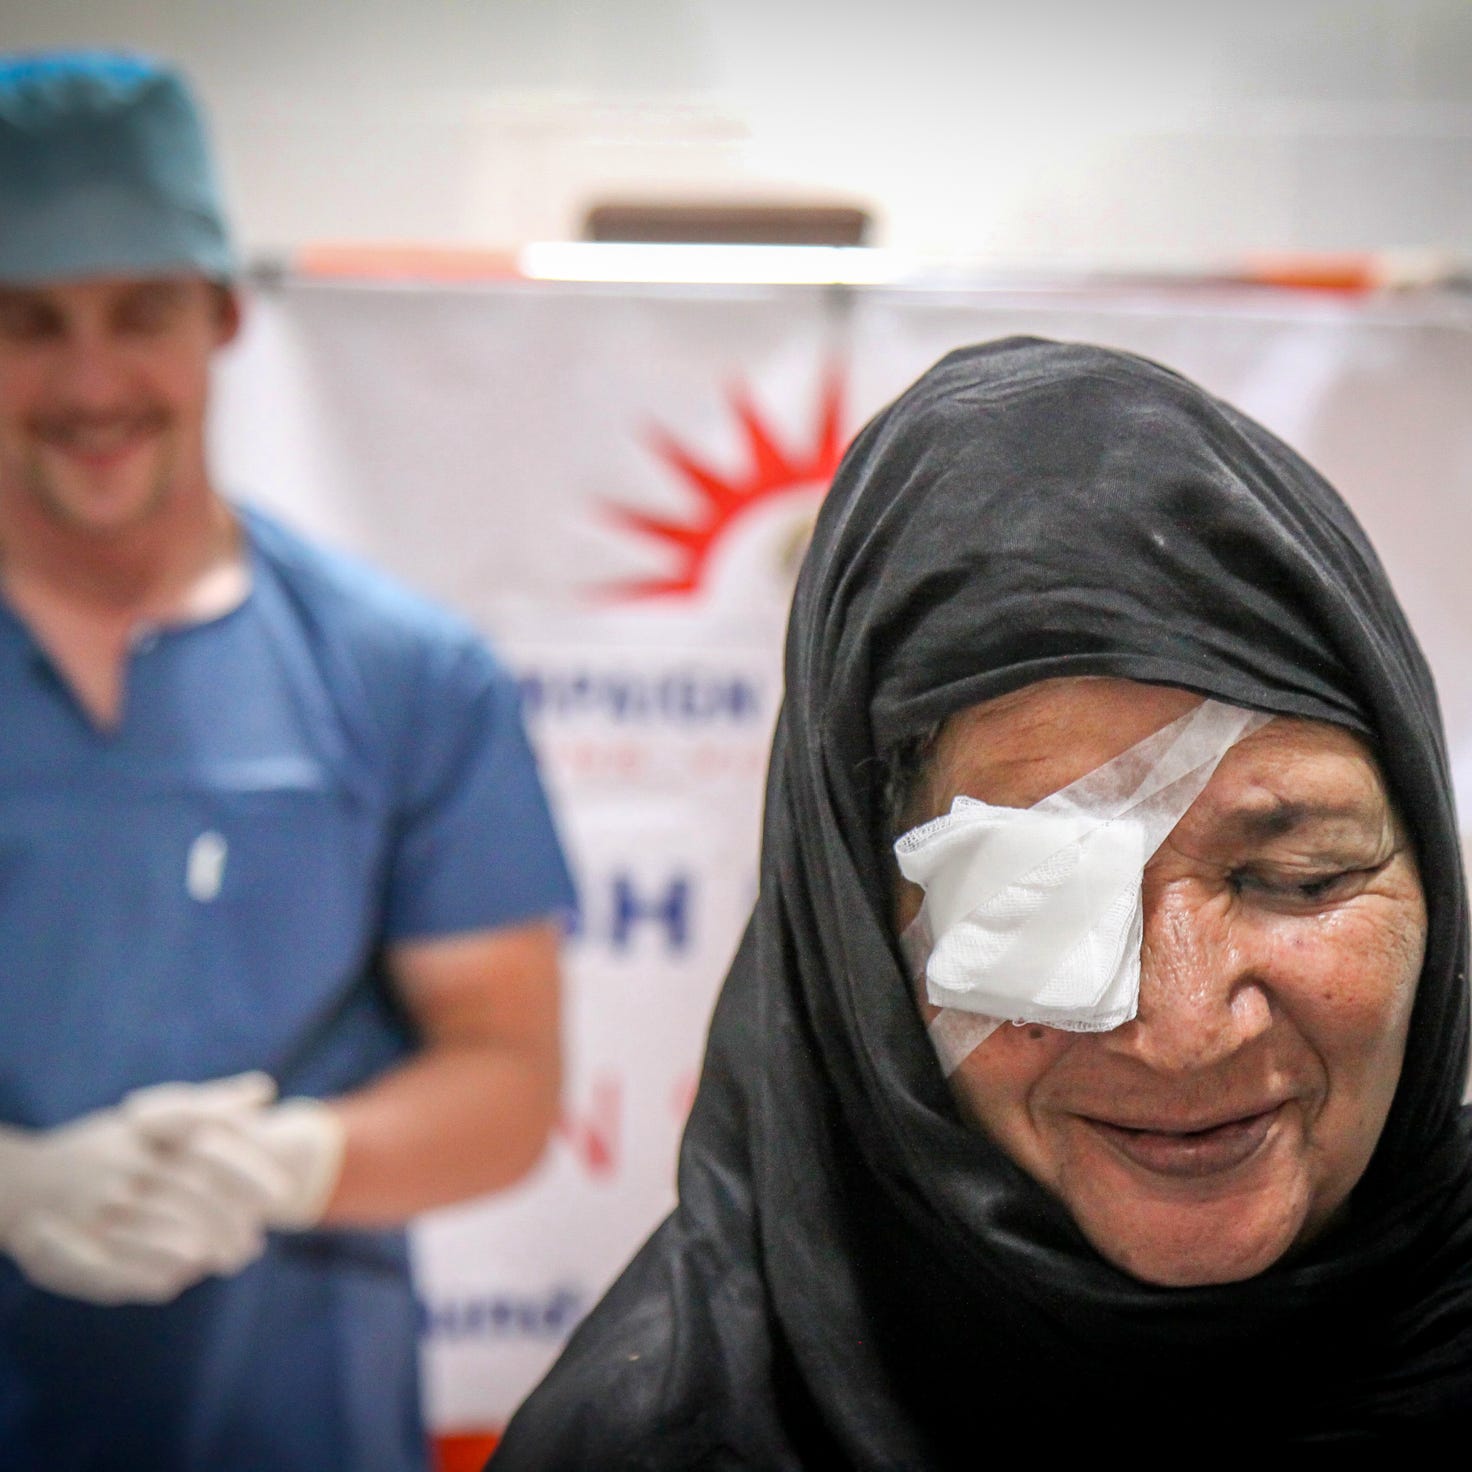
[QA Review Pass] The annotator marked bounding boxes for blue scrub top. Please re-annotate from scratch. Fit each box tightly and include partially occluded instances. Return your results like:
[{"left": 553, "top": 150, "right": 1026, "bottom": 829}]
[{"left": 0, "top": 507, "right": 576, "bottom": 1470}]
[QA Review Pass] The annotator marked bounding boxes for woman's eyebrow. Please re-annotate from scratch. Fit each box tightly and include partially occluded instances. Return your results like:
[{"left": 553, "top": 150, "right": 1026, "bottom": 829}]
[{"left": 1218, "top": 798, "right": 1379, "bottom": 843}]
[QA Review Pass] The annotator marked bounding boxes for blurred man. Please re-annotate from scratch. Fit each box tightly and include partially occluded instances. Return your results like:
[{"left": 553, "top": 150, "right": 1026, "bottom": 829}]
[{"left": 0, "top": 51, "right": 575, "bottom": 1471}]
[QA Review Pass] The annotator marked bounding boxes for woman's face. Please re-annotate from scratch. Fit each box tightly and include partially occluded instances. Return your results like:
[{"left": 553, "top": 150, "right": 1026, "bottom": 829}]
[{"left": 897, "top": 678, "right": 1427, "bottom": 1287}]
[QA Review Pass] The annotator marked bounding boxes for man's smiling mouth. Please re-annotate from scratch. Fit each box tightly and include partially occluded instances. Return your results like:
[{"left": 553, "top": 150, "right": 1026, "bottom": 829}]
[{"left": 35, "top": 412, "right": 167, "bottom": 462}]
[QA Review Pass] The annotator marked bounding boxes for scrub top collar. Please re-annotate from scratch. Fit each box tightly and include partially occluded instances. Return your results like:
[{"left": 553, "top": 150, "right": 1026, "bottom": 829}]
[{"left": 0, "top": 503, "right": 255, "bottom": 732}]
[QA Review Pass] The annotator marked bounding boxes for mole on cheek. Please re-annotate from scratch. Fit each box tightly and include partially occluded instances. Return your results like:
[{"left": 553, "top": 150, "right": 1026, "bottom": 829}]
[{"left": 1027, "top": 1026, "right": 1045, "bottom": 1042}]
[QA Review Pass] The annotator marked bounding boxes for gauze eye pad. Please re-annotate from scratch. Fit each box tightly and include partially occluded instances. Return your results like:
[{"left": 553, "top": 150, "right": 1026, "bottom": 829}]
[{"left": 894, "top": 699, "right": 1271, "bottom": 1076}]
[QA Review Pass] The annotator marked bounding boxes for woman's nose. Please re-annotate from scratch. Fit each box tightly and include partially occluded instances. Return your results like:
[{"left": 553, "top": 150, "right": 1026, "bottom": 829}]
[{"left": 1101, "top": 880, "right": 1272, "bottom": 1072}]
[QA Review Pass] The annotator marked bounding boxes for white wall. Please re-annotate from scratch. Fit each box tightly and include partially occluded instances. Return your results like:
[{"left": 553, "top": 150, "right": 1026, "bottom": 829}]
[{"left": 3, "top": 0, "right": 1471, "bottom": 268}]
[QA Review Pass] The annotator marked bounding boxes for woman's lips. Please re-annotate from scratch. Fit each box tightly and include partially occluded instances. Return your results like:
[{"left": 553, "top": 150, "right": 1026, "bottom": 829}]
[{"left": 1082, "top": 1105, "right": 1283, "bottom": 1179}]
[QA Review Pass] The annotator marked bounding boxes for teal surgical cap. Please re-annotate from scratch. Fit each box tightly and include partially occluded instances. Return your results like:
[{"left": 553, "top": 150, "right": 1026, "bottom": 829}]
[{"left": 0, "top": 51, "right": 234, "bottom": 285}]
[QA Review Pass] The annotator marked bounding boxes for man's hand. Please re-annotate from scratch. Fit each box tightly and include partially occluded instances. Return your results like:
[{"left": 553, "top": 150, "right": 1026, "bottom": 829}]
[
  {"left": 4, "top": 913, "right": 566, "bottom": 1295},
  {"left": 0, "top": 1073, "right": 288, "bottom": 1305},
  {"left": 145, "top": 1096, "right": 348, "bottom": 1232}
]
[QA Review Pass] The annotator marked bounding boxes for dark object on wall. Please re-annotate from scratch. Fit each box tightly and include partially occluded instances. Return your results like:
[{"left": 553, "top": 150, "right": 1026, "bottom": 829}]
[{"left": 582, "top": 201, "right": 871, "bottom": 246}]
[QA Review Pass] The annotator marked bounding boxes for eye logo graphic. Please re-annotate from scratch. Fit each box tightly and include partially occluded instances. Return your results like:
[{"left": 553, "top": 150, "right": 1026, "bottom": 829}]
[{"left": 601, "top": 369, "right": 846, "bottom": 611}]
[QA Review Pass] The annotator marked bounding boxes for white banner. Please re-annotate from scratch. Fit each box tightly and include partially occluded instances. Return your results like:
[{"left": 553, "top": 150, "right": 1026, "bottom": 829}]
[{"left": 212, "top": 278, "right": 1472, "bottom": 1443}]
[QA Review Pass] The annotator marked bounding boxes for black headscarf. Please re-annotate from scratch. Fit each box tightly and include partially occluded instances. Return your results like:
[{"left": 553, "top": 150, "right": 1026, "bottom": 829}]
[{"left": 497, "top": 339, "right": 1472, "bottom": 1463}]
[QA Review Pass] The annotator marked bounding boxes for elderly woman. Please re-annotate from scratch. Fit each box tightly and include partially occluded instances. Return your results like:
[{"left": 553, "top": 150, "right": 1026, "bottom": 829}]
[{"left": 497, "top": 339, "right": 1472, "bottom": 1459}]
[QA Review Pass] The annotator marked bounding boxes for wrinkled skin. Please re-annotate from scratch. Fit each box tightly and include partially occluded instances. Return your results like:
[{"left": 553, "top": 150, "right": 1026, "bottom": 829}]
[{"left": 897, "top": 677, "right": 1426, "bottom": 1287}]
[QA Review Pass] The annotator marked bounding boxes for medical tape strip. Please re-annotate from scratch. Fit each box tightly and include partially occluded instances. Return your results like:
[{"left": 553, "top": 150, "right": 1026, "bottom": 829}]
[
  {"left": 900, "top": 912, "right": 1005, "bottom": 1076},
  {"left": 894, "top": 700, "right": 1271, "bottom": 1077}
]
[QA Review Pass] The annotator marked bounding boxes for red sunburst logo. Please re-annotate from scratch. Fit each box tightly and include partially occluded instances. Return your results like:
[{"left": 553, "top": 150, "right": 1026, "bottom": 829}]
[{"left": 600, "top": 368, "right": 846, "bottom": 601}]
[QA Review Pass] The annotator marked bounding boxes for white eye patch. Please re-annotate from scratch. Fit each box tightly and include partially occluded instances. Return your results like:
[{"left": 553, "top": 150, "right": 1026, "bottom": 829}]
[{"left": 894, "top": 699, "right": 1271, "bottom": 1076}]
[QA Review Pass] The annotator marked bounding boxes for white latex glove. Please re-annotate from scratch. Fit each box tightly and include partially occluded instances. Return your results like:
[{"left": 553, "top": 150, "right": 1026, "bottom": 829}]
[
  {"left": 122, "top": 1070, "right": 309, "bottom": 1228},
  {"left": 0, "top": 1073, "right": 285, "bottom": 1305},
  {"left": 178, "top": 1098, "right": 347, "bottom": 1231}
]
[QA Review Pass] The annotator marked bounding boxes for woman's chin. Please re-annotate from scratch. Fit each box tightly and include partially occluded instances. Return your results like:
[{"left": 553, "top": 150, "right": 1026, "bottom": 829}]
[
  {"left": 1096, "top": 1235, "right": 1290, "bottom": 1287},
  {"left": 1076, "top": 1191, "right": 1310, "bottom": 1287}
]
